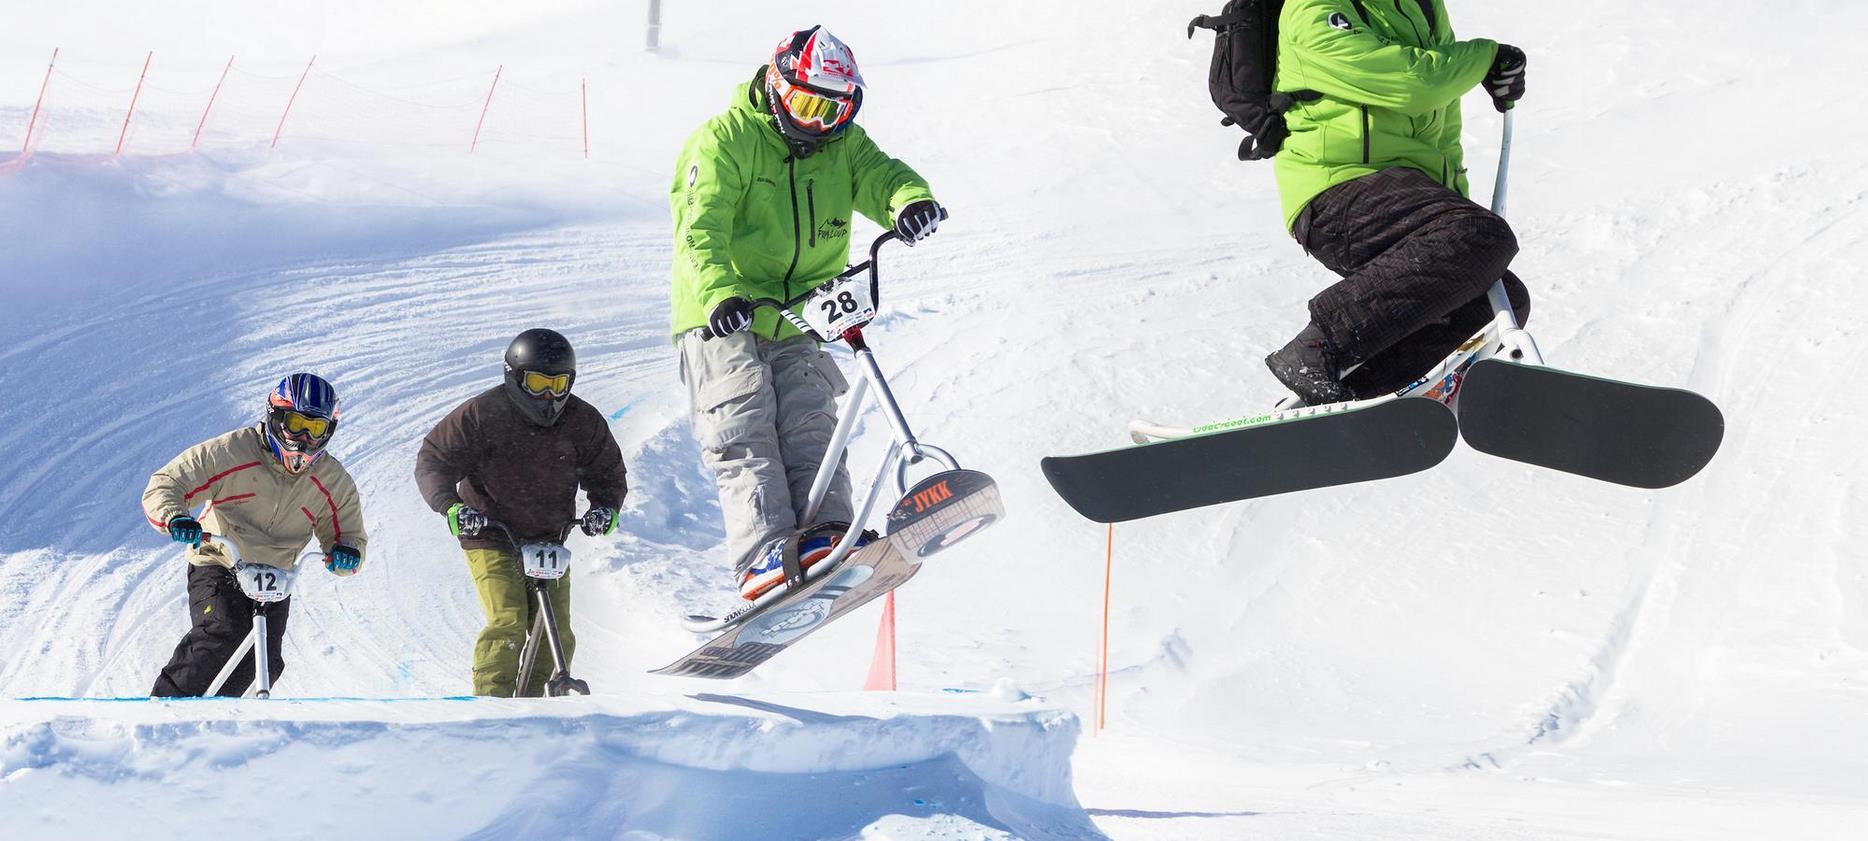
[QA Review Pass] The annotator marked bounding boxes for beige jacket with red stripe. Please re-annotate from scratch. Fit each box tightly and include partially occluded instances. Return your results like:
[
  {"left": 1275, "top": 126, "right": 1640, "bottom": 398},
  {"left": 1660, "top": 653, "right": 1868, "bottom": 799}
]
[{"left": 142, "top": 425, "right": 368, "bottom": 571}]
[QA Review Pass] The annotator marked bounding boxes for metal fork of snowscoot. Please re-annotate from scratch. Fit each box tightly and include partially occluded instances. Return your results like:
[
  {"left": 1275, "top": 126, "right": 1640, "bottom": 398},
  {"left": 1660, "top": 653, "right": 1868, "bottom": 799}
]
[
  {"left": 202, "top": 601, "right": 274, "bottom": 699},
  {"left": 491, "top": 521, "right": 589, "bottom": 697},
  {"left": 1486, "top": 108, "right": 1543, "bottom": 365}
]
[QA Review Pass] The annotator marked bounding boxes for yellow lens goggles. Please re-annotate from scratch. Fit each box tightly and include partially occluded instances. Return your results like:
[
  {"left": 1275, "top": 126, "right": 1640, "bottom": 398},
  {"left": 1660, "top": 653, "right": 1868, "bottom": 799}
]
[
  {"left": 281, "top": 410, "right": 332, "bottom": 439},
  {"left": 781, "top": 89, "right": 853, "bottom": 131},
  {"left": 521, "top": 370, "right": 571, "bottom": 397}
]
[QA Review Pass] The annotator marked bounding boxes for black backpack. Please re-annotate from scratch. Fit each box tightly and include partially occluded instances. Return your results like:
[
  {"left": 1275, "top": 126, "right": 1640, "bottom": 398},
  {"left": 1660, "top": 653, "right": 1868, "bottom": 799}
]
[{"left": 1188, "top": 1, "right": 1361, "bottom": 161}]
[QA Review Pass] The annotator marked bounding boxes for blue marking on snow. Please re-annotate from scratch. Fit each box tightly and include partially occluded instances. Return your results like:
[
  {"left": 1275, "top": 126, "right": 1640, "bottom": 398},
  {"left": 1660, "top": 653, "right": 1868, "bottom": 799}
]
[{"left": 608, "top": 394, "right": 646, "bottom": 421}]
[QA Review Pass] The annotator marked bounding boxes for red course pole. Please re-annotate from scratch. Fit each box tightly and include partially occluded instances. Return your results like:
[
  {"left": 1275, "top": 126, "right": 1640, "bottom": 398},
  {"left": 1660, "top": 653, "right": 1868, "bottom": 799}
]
[
  {"left": 192, "top": 55, "right": 234, "bottom": 151},
  {"left": 581, "top": 77, "right": 589, "bottom": 159},
  {"left": 18, "top": 48, "right": 58, "bottom": 160},
  {"left": 272, "top": 55, "right": 316, "bottom": 149},
  {"left": 470, "top": 65, "right": 502, "bottom": 152},
  {"left": 114, "top": 51, "right": 153, "bottom": 158}
]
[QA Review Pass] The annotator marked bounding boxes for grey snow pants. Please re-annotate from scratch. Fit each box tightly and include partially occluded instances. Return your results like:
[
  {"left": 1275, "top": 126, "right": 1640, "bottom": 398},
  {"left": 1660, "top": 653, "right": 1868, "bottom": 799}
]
[
  {"left": 679, "top": 330, "right": 853, "bottom": 572},
  {"left": 1293, "top": 166, "right": 1532, "bottom": 397}
]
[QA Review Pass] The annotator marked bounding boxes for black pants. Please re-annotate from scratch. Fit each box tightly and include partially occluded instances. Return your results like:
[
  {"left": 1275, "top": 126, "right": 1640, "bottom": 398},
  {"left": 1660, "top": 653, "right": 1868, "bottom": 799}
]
[
  {"left": 150, "top": 564, "right": 289, "bottom": 697},
  {"left": 1293, "top": 166, "right": 1532, "bottom": 397}
]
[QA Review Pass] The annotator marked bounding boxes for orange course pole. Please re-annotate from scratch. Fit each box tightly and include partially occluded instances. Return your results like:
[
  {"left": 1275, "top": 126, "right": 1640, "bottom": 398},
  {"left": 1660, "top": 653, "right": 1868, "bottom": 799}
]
[
  {"left": 114, "top": 51, "right": 153, "bottom": 158},
  {"left": 192, "top": 56, "right": 234, "bottom": 151},
  {"left": 272, "top": 55, "right": 315, "bottom": 149},
  {"left": 470, "top": 65, "right": 502, "bottom": 152},
  {"left": 18, "top": 48, "right": 59, "bottom": 160}
]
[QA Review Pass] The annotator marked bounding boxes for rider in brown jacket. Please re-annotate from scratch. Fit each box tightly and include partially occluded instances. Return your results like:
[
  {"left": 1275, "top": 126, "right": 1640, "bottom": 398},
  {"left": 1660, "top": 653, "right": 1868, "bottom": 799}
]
[
  {"left": 414, "top": 329, "right": 628, "bottom": 696},
  {"left": 143, "top": 373, "right": 366, "bottom": 697}
]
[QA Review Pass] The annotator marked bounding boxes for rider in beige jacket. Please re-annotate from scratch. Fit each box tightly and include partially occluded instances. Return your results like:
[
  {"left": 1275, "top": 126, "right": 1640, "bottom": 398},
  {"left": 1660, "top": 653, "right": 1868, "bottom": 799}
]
[{"left": 146, "top": 373, "right": 365, "bottom": 697}]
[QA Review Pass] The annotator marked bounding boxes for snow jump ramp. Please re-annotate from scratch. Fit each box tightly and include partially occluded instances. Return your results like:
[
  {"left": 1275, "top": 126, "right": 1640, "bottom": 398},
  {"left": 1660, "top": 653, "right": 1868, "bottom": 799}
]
[{"left": 0, "top": 691, "right": 1104, "bottom": 841}]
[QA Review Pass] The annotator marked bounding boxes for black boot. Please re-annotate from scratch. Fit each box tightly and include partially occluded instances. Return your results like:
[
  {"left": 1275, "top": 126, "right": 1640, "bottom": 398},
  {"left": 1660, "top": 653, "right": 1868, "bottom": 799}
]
[{"left": 1265, "top": 323, "right": 1355, "bottom": 406}]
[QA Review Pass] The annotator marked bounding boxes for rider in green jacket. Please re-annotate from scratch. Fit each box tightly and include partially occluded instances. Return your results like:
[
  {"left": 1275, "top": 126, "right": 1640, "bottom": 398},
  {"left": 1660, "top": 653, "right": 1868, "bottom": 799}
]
[
  {"left": 1263, "top": 0, "right": 1530, "bottom": 404},
  {"left": 670, "top": 26, "right": 943, "bottom": 600}
]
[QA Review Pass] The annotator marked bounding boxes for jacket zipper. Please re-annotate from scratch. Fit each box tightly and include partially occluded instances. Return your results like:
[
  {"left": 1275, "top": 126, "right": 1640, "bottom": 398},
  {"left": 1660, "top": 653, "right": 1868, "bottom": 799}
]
[
  {"left": 807, "top": 182, "right": 817, "bottom": 247},
  {"left": 1360, "top": 105, "right": 1371, "bottom": 164},
  {"left": 783, "top": 158, "right": 801, "bottom": 301}
]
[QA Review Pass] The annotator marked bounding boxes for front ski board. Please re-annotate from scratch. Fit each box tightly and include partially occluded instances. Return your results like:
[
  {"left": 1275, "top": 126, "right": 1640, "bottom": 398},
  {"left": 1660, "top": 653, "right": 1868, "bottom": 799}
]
[
  {"left": 654, "top": 472, "right": 1003, "bottom": 680},
  {"left": 652, "top": 538, "right": 919, "bottom": 679},
  {"left": 1456, "top": 359, "right": 1724, "bottom": 488},
  {"left": 1041, "top": 397, "right": 1459, "bottom": 523}
]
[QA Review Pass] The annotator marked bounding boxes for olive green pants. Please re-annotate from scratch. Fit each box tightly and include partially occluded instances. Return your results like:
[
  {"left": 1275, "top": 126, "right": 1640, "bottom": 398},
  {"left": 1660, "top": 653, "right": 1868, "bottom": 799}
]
[{"left": 465, "top": 547, "right": 574, "bottom": 697}]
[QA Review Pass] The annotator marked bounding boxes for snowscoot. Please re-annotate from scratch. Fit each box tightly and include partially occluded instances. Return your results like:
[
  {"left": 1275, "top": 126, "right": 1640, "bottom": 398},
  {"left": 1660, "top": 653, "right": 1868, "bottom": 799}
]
[
  {"left": 1043, "top": 111, "right": 1726, "bottom": 523},
  {"left": 199, "top": 533, "right": 314, "bottom": 699},
  {"left": 654, "top": 220, "right": 1005, "bottom": 679},
  {"left": 485, "top": 519, "right": 591, "bottom": 697}
]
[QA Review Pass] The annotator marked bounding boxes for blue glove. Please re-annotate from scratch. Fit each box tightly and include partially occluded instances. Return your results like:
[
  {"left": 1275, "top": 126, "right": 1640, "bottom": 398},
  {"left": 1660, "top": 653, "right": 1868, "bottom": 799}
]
[
  {"left": 581, "top": 506, "right": 618, "bottom": 537},
  {"left": 167, "top": 515, "right": 203, "bottom": 547},
  {"left": 326, "top": 544, "right": 362, "bottom": 576},
  {"left": 894, "top": 200, "right": 942, "bottom": 246}
]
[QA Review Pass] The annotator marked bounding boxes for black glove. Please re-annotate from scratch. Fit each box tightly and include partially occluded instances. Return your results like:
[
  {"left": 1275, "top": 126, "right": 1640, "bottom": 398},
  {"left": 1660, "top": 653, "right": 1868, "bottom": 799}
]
[
  {"left": 581, "top": 506, "right": 618, "bottom": 537},
  {"left": 1485, "top": 44, "right": 1526, "bottom": 113},
  {"left": 894, "top": 200, "right": 942, "bottom": 246},
  {"left": 707, "top": 297, "right": 754, "bottom": 337},
  {"left": 167, "top": 515, "right": 203, "bottom": 547},
  {"left": 326, "top": 544, "right": 363, "bottom": 576},
  {"left": 447, "top": 502, "right": 487, "bottom": 538}
]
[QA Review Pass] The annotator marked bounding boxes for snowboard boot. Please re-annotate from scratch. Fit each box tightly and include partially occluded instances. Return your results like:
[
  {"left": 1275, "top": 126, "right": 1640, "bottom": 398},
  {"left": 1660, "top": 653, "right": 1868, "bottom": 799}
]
[
  {"left": 737, "top": 522, "right": 872, "bottom": 601},
  {"left": 1265, "top": 323, "right": 1355, "bottom": 406}
]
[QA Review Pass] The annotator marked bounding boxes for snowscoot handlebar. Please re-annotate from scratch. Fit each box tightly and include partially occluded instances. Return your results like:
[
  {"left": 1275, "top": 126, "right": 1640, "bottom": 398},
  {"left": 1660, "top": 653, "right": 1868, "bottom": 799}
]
[
  {"left": 700, "top": 209, "right": 949, "bottom": 343},
  {"left": 484, "top": 519, "right": 582, "bottom": 548}
]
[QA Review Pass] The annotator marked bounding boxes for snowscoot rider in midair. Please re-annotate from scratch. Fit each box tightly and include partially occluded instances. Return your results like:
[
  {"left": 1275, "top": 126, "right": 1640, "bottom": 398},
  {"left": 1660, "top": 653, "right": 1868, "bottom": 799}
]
[
  {"left": 1263, "top": 0, "right": 1531, "bottom": 405},
  {"left": 414, "top": 328, "right": 628, "bottom": 697},
  {"left": 669, "top": 26, "right": 943, "bottom": 601},
  {"left": 143, "top": 373, "right": 367, "bottom": 697}
]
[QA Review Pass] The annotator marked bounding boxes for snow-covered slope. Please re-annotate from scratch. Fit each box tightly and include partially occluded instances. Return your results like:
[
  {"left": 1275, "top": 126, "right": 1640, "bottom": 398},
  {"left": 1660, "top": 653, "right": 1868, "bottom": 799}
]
[{"left": 4, "top": 1, "right": 1868, "bottom": 839}]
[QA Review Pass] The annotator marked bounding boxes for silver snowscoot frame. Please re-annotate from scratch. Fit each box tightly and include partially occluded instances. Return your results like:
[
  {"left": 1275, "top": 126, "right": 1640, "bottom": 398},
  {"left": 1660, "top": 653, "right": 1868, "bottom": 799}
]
[
  {"left": 1132, "top": 111, "right": 1538, "bottom": 442},
  {"left": 200, "top": 533, "right": 307, "bottom": 700},
  {"left": 683, "top": 217, "right": 995, "bottom": 635},
  {"left": 487, "top": 519, "right": 591, "bottom": 697}
]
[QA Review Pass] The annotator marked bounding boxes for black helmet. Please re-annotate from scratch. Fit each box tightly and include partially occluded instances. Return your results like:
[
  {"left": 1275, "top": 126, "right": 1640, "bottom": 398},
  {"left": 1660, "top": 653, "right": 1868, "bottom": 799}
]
[{"left": 502, "top": 328, "right": 577, "bottom": 427}]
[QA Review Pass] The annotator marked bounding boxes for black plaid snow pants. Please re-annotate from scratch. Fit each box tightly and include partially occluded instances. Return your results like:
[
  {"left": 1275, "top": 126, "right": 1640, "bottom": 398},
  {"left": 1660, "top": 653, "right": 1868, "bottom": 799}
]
[
  {"left": 1293, "top": 166, "right": 1531, "bottom": 397},
  {"left": 150, "top": 563, "right": 290, "bottom": 697}
]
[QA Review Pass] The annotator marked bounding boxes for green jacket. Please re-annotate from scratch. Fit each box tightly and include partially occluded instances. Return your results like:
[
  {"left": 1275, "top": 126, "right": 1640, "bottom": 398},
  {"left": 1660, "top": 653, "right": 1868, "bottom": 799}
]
[
  {"left": 669, "top": 71, "right": 936, "bottom": 340},
  {"left": 1273, "top": 0, "right": 1499, "bottom": 228}
]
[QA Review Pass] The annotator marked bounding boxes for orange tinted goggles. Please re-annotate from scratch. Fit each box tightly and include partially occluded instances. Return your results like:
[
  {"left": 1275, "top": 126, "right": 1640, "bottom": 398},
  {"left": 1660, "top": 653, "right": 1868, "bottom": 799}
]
[
  {"left": 780, "top": 88, "right": 856, "bottom": 132},
  {"left": 520, "top": 370, "right": 571, "bottom": 397}
]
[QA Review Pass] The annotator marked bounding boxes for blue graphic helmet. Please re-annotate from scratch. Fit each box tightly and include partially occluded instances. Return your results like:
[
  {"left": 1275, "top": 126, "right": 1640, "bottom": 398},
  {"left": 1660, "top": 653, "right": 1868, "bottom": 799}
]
[{"left": 263, "top": 373, "right": 340, "bottom": 474}]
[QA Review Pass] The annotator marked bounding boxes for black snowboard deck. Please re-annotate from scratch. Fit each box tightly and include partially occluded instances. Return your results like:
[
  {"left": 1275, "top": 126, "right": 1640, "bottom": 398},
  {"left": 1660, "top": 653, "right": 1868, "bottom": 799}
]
[
  {"left": 1456, "top": 359, "right": 1723, "bottom": 488},
  {"left": 1041, "top": 397, "right": 1459, "bottom": 523}
]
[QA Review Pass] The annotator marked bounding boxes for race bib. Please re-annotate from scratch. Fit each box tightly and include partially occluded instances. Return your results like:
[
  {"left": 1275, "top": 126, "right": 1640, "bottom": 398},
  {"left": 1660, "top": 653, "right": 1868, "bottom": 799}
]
[
  {"left": 520, "top": 543, "right": 571, "bottom": 580},
  {"left": 235, "top": 563, "right": 295, "bottom": 604},
  {"left": 799, "top": 276, "right": 876, "bottom": 339}
]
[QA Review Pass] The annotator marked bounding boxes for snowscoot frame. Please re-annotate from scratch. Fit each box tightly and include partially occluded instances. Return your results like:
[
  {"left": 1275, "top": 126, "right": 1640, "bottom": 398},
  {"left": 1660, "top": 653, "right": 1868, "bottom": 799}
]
[
  {"left": 486, "top": 519, "right": 591, "bottom": 697},
  {"left": 1133, "top": 111, "right": 1539, "bottom": 442},
  {"left": 685, "top": 219, "right": 985, "bottom": 635},
  {"left": 200, "top": 534, "right": 309, "bottom": 700}
]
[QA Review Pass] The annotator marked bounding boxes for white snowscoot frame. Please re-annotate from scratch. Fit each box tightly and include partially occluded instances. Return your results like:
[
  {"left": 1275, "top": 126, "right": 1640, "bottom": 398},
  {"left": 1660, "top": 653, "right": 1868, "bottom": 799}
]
[
  {"left": 486, "top": 519, "right": 591, "bottom": 697},
  {"left": 1133, "top": 111, "right": 1538, "bottom": 442},
  {"left": 200, "top": 533, "right": 310, "bottom": 700},
  {"left": 683, "top": 216, "right": 991, "bottom": 635}
]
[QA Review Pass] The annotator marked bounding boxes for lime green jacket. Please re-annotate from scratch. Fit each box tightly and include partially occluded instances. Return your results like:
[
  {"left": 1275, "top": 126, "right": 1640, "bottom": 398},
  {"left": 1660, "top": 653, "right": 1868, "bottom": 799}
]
[
  {"left": 669, "top": 73, "right": 936, "bottom": 340},
  {"left": 1273, "top": 0, "right": 1499, "bottom": 228}
]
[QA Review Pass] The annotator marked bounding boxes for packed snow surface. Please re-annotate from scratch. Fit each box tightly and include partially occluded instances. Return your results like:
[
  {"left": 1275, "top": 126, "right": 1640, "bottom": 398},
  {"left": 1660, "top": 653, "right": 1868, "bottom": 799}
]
[{"left": 4, "top": 1, "right": 1868, "bottom": 839}]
